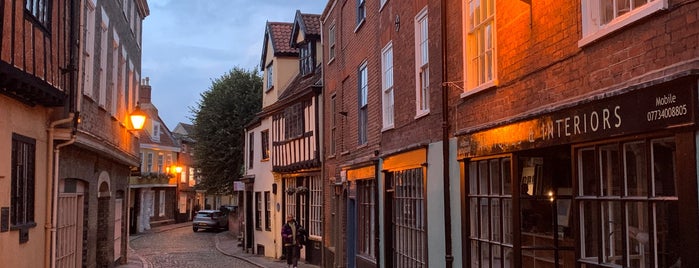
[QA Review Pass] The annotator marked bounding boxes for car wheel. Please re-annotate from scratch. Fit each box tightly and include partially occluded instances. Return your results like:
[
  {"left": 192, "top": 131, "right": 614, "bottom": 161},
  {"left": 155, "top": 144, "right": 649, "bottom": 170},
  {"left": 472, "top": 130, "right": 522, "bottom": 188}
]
[{"left": 193, "top": 227, "right": 198, "bottom": 232}]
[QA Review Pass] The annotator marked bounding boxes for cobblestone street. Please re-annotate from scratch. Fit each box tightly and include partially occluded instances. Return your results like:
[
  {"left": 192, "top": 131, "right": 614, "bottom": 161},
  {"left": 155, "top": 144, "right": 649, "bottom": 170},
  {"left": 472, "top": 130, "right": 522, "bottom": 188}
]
[{"left": 130, "top": 226, "right": 256, "bottom": 268}]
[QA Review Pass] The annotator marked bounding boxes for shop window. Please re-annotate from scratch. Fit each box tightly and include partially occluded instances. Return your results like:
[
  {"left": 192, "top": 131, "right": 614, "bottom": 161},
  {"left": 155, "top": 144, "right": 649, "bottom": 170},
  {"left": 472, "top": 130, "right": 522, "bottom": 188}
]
[
  {"left": 357, "top": 179, "right": 376, "bottom": 259},
  {"left": 391, "top": 168, "right": 426, "bottom": 267},
  {"left": 468, "top": 157, "right": 513, "bottom": 267},
  {"left": 576, "top": 137, "right": 680, "bottom": 267}
]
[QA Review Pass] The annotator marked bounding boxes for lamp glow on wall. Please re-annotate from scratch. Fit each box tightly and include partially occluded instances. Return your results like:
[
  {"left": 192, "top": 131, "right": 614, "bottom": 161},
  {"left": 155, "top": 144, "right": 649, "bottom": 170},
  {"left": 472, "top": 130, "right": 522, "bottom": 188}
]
[{"left": 130, "top": 104, "right": 147, "bottom": 130}]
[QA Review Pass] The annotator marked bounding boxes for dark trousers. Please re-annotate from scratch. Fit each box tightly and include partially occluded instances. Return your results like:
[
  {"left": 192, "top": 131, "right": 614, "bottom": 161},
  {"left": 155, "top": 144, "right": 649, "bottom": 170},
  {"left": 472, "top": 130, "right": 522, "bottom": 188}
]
[{"left": 284, "top": 244, "right": 299, "bottom": 266}]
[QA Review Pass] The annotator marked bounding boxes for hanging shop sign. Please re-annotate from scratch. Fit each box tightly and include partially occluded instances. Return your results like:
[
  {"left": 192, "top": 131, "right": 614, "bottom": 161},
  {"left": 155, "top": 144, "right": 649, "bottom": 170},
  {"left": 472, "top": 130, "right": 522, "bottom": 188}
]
[{"left": 458, "top": 77, "right": 697, "bottom": 158}]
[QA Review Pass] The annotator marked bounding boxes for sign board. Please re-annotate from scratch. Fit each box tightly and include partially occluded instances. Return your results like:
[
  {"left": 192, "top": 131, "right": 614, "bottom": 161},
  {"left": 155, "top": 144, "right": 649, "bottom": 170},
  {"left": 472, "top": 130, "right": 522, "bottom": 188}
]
[
  {"left": 233, "top": 181, "right": 245, "bottom": 191},
  {"left": 458, "top": 77, "right": 697, "bottom": 158}
]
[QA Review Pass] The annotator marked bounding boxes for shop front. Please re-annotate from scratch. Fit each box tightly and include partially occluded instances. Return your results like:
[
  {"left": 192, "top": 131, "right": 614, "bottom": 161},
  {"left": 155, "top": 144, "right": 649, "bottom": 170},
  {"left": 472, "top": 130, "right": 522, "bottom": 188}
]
[{"left": 458, "top": 76, "right": 699, "bottom": 267}]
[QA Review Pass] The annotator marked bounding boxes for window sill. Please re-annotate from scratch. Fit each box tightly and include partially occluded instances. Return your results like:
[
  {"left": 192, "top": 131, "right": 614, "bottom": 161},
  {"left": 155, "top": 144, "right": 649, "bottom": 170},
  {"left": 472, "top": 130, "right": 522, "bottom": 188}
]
[
  {"left": 460, "top": 80, "right": 497, "bottom": 99},
  {"left": 414, "top": 110, "right": 430, "bottom": 120},
  {"left": 265, "top": 86, "right": 274, "bottom": 93},
  {"left": 261, "top": 158, "right": 269, "bottom": 162},
  {"left": 381, "top": 125, "right": 394, "bottom": 132},
  {"left": 10, "top": 222, "right": 37, "bottom": 231},
  {"left": 354, "top": 19, "right": 365, "bottom": 33},
  {"left": 327, "top": 57, "right": 335, "bottom": 65}
]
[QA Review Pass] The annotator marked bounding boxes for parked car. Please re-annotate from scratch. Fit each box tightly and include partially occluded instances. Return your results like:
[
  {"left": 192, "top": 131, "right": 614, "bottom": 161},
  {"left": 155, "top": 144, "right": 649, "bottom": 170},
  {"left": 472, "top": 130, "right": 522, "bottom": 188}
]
[{"left": 192, "top": 209, "right": 229, "bottom": 232}]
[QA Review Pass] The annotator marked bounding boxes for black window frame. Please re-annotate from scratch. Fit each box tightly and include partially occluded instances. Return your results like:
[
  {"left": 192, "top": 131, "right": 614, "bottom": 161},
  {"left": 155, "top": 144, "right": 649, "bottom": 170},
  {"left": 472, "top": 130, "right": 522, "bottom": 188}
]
[
  {"left": 11, "top": 133, "right": 37, "bottom": 234},
  {"left": 24, "top": 0, "right": 51, "bottom": 31},
  {"left": 299, "top": 42, "right": 315, "bottom": 76},
  {"left": 261, "top": 129, "right": 270, "bottom": 160}
]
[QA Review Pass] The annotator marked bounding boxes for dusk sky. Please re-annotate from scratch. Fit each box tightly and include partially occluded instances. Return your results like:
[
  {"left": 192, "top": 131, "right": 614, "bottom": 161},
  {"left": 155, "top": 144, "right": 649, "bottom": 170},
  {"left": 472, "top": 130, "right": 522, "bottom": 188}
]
[{"left": 142, "top": 0, "right": 327, "bottom": 129}]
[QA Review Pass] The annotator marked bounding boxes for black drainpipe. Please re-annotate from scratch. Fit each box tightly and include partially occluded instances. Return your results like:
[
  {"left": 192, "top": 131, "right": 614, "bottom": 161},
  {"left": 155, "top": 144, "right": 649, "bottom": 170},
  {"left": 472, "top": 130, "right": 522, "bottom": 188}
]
[{"left": 441, "top": 0, "right": 454, "bottom": 267}]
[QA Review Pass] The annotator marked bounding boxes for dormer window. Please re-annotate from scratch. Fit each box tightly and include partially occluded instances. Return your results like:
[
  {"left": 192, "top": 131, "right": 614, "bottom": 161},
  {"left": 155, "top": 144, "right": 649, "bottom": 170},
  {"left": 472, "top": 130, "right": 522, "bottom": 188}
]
[
  {"left": 152, "top": 122, "right": 161, "bottom": 142},
  {"left": 300, "top": 42, "right": 314, "bottom": 76},
  {"left": 266, "top": 62, "right": 274, "bottom": 91}
]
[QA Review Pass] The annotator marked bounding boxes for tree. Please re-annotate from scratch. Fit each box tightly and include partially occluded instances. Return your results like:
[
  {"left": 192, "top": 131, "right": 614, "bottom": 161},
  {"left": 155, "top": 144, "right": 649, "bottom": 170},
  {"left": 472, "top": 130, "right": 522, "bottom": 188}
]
[{"left": 190, "top": 67, "right": 262, "bottom": 194}]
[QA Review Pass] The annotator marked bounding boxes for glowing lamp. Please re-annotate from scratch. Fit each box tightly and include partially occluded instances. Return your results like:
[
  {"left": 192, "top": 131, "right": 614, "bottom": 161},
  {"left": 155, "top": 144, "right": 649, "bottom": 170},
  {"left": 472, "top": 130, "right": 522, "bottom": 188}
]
[{"left": 130, "top": 105, "right": 147, "bottom": 130}]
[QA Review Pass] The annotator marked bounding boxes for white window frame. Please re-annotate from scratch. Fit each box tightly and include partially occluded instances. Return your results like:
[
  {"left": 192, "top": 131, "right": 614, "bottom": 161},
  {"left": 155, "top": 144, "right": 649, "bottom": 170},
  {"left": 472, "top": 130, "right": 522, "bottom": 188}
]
[
  {"left": 328, "top": 23, "right": 336, "bottom": 63},
  {"left": 157, "top": 154, "right": 164, "bottom": 174},
  {"left": 415, "top": 8, "right": 430, "bottom": 118},
  {"left": 358, "top": 61, "right": 368, "bottom": 145},
  {"left": 152, "top": 122, "right": 161, "bottom": 142},
  {"left": 111, "top": 33, "right": 120, "bottom": 116},
  {"left": 380, "top": 0, "right": 388, "bottom": 11},
  {"left": 99, "top": 9, "right": 109, "bottom": 108},
  {"left": 83, "top": 0, "right": 96, "bottom": 99},
  {"left": 579, "top": 0, "right": 667, "bottom": 47},
  {"left": 381, "top": 42, "right": 394, "bottom": 130},
  {"left": 461, "top": 0, "right": 498, "bottom": 98},
  {"left": 266, "top": 62, "right": 274, "bottom": 91},
  {"left": 310, "top": 175, "right": 322, "bottom": 238}
]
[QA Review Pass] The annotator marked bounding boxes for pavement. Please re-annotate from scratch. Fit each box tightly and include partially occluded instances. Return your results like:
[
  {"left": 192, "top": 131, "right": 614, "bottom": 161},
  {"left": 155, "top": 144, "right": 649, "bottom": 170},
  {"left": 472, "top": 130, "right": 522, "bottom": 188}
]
[{"left": 117, "top": 222, "right": 318, "bottom": 268}]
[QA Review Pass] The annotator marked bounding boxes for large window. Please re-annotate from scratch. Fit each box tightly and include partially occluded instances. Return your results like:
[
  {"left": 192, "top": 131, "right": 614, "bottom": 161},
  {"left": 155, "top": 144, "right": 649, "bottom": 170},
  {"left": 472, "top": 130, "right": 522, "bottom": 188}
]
[
  {"left": 284, "top": 103, "right": 305, "bottom": 139},
  {"left": 391, "top": 168, "right": 426, "bottom": 267},
  {"left": 99, "top": 9, "right": 109, "bottom": 107},
  {"left": 11, "top": 134, "right": 36, "bottom": 237},
  {"left": 264, "top": 191, "right": 271, "bottom": 231},
  {"left": 468, "top": 157, "right": 513, "bottom": 267},
  {"left": 358, "top": 62, "right": 368, "bottom": 145},
  {"left": 577, "top": 138, "right": 680, "bottom": 267},
  {"left": 255, "top": 192, "right": 262, "bottom": 230},
  {"left": 579, "top": 0, "right": 667, "bottom": 46},
  {"left": 158, "top": 190, "right": 165, "bottom": 217},
  {"left": 382, "top": 42, "right": 394, "bottom": 129},
  {"left": 463, "top": 0, "right": 497, "bottom": 95},
  {"left": 357, "top": 179, "right": 376, "bottom": 259},
  {"left": 25, "top": 0, "right": 50, "bottom": 29},
  {"left": 83, "top": 0, "right": 97, "bottom": 98},
  {"left": 415, "top": 8, "right": 429, "bottom": 116},
  {"left": 309, "top": 175, "right": 322, "bottom": 237}
]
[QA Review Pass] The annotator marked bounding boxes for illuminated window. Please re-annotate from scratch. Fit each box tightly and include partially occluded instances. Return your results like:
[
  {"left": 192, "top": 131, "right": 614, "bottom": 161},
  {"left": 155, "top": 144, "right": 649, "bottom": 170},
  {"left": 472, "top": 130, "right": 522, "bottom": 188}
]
[
  {"left": 415, "top": 8, "right": 430, "bottom": 116},
  {"left": 382, "top": 42, "right": 394, "bottom": 129},
  {"left": 463, "top": 0, "right": 497, "bottom": 96},
  {"left": 579, "top": 0, "right": 667, "bottom": 46}
]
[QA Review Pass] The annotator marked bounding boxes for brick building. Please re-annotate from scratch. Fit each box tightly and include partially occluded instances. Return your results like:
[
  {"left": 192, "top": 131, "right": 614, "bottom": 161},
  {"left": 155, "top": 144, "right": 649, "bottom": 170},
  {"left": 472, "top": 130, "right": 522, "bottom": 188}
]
[
  {"left": 321, "top": 0, "right": 452, "bottom": 267},
  {"left": 55, "top": 0, "right": 149, "bottom": 266},
  {"left": 447, "top": 0, "right": 699, "bottom": 267}
]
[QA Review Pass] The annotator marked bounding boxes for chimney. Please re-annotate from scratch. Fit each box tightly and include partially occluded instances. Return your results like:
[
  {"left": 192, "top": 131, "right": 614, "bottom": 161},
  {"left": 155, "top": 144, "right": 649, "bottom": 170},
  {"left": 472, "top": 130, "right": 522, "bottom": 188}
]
[{"left": 139, "top": 77, "right": 152, "bottom": 104}]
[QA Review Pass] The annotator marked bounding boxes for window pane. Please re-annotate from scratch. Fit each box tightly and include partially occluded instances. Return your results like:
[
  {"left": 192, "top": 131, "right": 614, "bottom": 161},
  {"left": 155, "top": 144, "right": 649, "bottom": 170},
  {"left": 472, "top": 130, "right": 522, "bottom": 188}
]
[
  {"left": 470, "top": 198, "right": 478, "bottom": 238},
  {"left": 600, "top": 145, "right": 621, "bottom": 196},
  {"left": 502, "top": 158, "right": 512, "bottom": 195},
  {"left": 491, "top": 198, "right": 501, "bottom": 242},
  {"left": 580, "top": 201, "right": 600, "bottom": 260},
  {"left": 627, "top": 201, "right": 650, "bottom": 268},
  {"left": 490, "top": 159, "right": 501, "bottom": 195},
  {"left": 655, "top": 202, "right": 681, "bottom": 267},
  {"left": 480, "top": 198, "right": 489, "bottom": 239},
  {"left": 579, "top": 148, "right": 598, "bottom": 196},
  {"left": 601, "top": 201, "right": 623, "bottom": 266},
  {"left": 652, "top": 138, "right": 676, "bottom": 197},
  {"left": 479, "top": 161, "right": 488, "bottom": 194},
  {"left": 624, "top": 141, "right": 648, "bottom": 196},
  {"left": 469, "top": 162, "right": 478, "bottom": 195},
  {"left": 503, "top": 199, "right": 513, "bottom": 245}
]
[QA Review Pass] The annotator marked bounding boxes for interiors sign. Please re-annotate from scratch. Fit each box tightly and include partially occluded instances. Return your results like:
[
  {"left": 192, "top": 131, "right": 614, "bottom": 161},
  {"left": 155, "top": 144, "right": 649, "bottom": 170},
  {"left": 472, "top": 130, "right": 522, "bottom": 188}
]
[{"left": 458, "top": 78, "right": 697, "bottom": 158}]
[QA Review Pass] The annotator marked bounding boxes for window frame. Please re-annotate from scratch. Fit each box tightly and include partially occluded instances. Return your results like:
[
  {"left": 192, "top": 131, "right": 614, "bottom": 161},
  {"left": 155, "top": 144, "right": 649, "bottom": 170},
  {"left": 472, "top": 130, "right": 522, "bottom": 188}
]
[
  {"left": 309, "top": 175, "right": 322, "bottom": 238},
  {"left": 358, "top": 61, "right": 368, "bottom": 145},
  {"left": 461, "top": 0, "right": 498, "bottom": 98},
  {"left": 255, "top": 192, "right": 262, "bottom": 230},
  {"left": 248, "top": 132, "right": 254, "bottom": 169},
  {"left": 264, "top": 191, "right": 271, "bottom": 231},
  {"left": 158, "top": 190, "right": 165, "bottom": 217},
  {"left": 300, "top": 42, "right": 315, "bottom": 76},
  {"left": 381, "top": 42, "right": 395, "bottom": 130},
  {"left": 328, "top": 23, "right": 336, "bottom": 63},
  {"left": 414, "top": 8, "right": 430, "bottom": 118},
  {"left": 330, "top": 94, "right": 337, "bottom": 156},
  {"left": 11, "top": 133, "right": 37, "bottom": 233},
  {"left": 356, "top": 0, "right": 366, "bottom": 28},
  {"left": 261, "top": 130, "right": 270, "bottom": 161},
  {"left": 579, "top": 0, "right": 667, "bottom": 47},
  {"left": 24, "top": 0, "right": 51, "bottom": 31},
  {"left": 357, "top": 179, "right": 377, "bottom": 259},
  {"left": 266, "top": 62, "right": 274, "bottom": 91}
]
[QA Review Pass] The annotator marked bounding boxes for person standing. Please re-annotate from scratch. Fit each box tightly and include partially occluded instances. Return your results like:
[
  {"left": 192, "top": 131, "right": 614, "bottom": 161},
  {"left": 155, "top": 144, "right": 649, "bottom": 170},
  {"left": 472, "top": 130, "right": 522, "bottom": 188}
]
[{"left": 282, "top": 214, "right": 301, "bottom": 268}]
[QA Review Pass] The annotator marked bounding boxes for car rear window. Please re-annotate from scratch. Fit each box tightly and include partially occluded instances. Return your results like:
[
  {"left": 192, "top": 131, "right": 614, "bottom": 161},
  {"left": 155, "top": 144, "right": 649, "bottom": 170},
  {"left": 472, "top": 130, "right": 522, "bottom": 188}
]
[{"left": 196, "top": 212, "right": 212, "bottom": 218}]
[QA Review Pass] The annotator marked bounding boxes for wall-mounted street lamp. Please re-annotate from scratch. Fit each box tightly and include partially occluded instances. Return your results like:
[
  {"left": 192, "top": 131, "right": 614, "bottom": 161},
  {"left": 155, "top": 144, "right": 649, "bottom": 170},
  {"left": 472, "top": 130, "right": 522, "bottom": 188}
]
[{"left": 129, "top": 104, "right": 147, "bottom": 130}]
